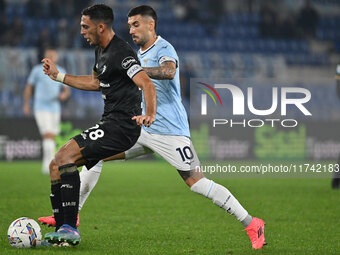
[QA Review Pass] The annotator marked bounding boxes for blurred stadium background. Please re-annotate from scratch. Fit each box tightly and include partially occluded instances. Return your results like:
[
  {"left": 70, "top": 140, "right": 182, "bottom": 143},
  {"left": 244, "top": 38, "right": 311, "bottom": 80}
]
[{"left": 0, "top": 0, "right": 340, "bottom": 163}]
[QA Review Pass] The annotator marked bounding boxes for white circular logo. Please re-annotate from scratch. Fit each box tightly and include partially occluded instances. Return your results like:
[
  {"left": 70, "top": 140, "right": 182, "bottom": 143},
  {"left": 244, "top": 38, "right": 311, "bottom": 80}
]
[{"left": 122, "top": 56, "right": 137, "bottom": 69}]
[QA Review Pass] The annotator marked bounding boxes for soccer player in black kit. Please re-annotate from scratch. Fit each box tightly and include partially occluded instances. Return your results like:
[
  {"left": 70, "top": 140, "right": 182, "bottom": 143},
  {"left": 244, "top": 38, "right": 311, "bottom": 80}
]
[{"left": 42, "top": 4, "right": 156, "bottom": 245}]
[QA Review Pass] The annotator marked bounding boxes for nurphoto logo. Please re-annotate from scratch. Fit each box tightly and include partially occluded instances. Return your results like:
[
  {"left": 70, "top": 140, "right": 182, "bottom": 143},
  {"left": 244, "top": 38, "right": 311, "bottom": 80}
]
[{"left": 198, "top": 82, "right": 312, "bottom": 128}]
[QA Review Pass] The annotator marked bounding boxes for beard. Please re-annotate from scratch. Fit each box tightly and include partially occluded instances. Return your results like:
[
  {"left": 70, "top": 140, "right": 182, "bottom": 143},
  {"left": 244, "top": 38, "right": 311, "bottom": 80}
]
[{"left": 133, "top": 36, "right": 148, "bottom": 47}]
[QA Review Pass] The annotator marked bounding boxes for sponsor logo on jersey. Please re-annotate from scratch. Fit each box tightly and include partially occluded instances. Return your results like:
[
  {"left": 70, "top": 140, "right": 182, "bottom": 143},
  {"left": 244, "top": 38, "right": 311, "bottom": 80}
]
[
  {"left": 100, "top": 82, "right": 110, "bottom": 87},
  {"left": 122, "top": 56, "right": 138, "bottom": 69},
  {"left": 101, "top": 65, "right": 107, "bottom": 74}
]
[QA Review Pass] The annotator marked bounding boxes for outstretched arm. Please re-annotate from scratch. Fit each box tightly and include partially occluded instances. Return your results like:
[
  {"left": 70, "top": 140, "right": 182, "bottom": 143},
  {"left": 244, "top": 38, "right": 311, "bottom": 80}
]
[
  {"left": 42, "top": 58, "right": 100, "bottom": 91},
  {"left": 143, "top": 61, "right": 176, "bottom": 80},
  {"left": 131, "top": 70, "right": 157, "bottom": 127}
]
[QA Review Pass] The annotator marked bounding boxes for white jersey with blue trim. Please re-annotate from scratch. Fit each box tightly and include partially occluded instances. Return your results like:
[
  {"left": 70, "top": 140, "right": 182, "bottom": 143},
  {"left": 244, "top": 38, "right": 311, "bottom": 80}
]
[{"left": 138, "top": 36, "right": 190, "bottom": 137}]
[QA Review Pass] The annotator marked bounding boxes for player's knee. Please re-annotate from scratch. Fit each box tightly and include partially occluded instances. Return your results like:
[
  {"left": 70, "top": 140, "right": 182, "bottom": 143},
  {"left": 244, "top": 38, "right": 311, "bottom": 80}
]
[
  {"left": 49, "top": 159, "right": 57, "bottom": 174},
  {"left": 54, "top": 148, "right": 70, "bottom": 166},
  {"left": 54, "top": 151, "right": 63, "bottom": 166},
  {"left": 49, "top": 159, "right": 60, "bottom": 179},
  {"left": 178, "top": 169, "right": 205, "bottom": 187}
]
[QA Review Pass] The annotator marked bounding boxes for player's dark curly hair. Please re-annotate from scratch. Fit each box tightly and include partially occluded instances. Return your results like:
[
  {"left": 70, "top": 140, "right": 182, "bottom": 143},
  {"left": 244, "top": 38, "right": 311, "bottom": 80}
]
[
  {"left": 128, "top": 5, "right": 158, "bottom": 30},
  {"left": 82, "top": 4, "right": 114, "bottom": 27}
]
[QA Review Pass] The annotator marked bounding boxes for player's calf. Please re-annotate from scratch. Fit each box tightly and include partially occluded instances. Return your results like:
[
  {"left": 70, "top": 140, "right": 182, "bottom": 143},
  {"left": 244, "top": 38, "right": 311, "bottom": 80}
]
[
  {"left": 188, "top": 177, "right": 266, "bottom": 248},
  {"left": 58, "top": 164, "right": 80, "bottom": 229}
]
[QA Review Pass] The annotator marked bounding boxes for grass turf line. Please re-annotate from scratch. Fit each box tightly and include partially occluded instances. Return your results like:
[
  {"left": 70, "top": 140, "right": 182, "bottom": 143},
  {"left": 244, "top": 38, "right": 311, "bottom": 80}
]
[{"left": 0, "top": 161, "right": 339, "bottom": 254}]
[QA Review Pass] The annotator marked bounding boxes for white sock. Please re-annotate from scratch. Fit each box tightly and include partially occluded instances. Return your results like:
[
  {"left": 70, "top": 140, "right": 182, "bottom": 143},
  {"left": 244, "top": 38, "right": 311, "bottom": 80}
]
[
  {"left": 191, "top": 178, "right": 249, "bottom": 222},
  {"left": 79, "top": 160, "right": 103, "bottom": 211},
  {"left": 42, "top": 139, "right": 55, "bottom": 174}
]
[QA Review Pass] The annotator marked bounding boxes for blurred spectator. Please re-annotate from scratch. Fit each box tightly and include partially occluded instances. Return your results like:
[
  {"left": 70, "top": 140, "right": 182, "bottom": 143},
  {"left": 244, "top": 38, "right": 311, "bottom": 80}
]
[
  {"left": 57, "top": 19, "right": 70, "bottom": 48},
  {"left": 185, "top": 0, "right": 201, "bottom": 23},
  {"left": 259, "top": 2, "right": 277, "bottom": 38},
  {"left": 173, "top": 0, "right": 201, "bottom": 23},
  {"left": 36, "top": 28, "right": 55, "bottom": 60},
  {"left": 27, "top": 0, "right": 44, "bottom": 17},
  {"left": 0, "top": 0, "right": 5, "bottom": 15},
  {"left": 246, "top": 0, "right": 256, "bottom": 13},
  {"left": 73, "top": 0, "right": 92, "bottom": 16},
  {"left": 50, "top": 0, "right": 74, "bottom": 19},
  {"left": 173, "top": 1, "right": 187, "bottom": 21},
  {"left": 204, "top": 0, "right": 225, "bottom": 36},
  {"left": 207, "top": 0, "right": 224, "bottom": 22},
  {"left": 0, "top": 16, "right": 9, "bottom": 45},
  {"left": 6, "top": 18, "right": 24, "bottom": 46},
  {"left": 68, "top": 16, "right": 83, "bottom": 48},
  {"left": 277, "top": 15, "right": 297, "bottom": 38},
  {"left": 297, "top": 0, "right": 319, "bottom": 38}
]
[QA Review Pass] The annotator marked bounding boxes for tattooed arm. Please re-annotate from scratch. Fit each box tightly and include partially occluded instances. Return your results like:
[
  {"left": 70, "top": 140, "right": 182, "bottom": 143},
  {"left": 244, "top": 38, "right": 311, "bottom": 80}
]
[{"left": 143, "top": 61, "right": 176, "bottom": 80}]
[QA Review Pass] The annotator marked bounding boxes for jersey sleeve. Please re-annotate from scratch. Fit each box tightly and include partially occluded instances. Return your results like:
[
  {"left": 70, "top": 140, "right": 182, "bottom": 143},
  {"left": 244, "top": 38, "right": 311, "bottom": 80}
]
[
  {"left": 27, "top": 66, "right": 38, "bottom": 86},
  {"left": 117, "top": 49, "right": 143, "bottom": 79},
  {"left": 157, "top": 44, "right": 178, "bottom": 67}
]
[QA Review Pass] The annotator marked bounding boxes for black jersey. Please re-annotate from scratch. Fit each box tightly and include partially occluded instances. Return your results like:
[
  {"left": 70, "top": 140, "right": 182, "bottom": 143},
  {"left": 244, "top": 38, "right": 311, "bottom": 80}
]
[{"left": 93, "top": 35, "right": 143, "bottom": 119}]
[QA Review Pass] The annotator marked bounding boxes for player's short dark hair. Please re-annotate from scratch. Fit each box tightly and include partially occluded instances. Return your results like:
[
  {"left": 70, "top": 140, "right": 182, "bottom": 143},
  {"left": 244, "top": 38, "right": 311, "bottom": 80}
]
[
  {"left": 82, "top": 4, "right": 114, "bottom": 27},
  {"left": 128, "top": 5, "right": 157, "bottom": 30}
]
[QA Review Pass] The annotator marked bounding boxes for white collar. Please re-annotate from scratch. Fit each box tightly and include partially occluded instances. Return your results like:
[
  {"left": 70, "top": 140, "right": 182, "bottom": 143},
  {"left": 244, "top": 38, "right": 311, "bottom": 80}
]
[{"left": 139, "top": 36, "right": 161, "bottom": 54}]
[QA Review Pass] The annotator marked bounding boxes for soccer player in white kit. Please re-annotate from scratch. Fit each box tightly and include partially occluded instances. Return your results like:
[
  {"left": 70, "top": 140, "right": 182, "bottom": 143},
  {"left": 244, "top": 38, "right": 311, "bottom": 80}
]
[
  {"left": 39, "top": 5, "right": 266, "bottom": 249},
  {"left": 23, "top": 48, "right": 70, "bottom": 174}
]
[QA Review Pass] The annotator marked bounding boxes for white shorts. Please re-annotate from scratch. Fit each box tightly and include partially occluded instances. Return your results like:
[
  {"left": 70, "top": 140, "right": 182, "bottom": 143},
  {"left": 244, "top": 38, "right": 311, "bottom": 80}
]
[
  {"left": 34, "top": 111, "right": 60, "bottom": 135},
  {"left": 125, "top": 129, "right": 200, "bottom": 171}
]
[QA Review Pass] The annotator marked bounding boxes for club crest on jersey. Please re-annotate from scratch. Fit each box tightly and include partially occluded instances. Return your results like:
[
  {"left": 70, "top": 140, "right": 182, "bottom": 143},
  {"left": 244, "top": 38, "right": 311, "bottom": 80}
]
[{"left": 122, "top": 56, "right": 137, "bottom": 69}]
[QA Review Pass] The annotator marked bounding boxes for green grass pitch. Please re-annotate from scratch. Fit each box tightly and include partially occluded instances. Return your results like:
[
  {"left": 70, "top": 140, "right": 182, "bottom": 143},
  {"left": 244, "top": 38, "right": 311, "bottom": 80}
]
[{"left": 0, "top": 161, "right": 339, "bottom": 254}]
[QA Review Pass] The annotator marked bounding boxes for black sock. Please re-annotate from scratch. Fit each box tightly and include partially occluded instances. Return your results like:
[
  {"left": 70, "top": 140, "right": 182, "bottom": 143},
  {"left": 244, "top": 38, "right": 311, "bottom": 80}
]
[
  {"left": 59, "top": 163, "right": 80, "bottom": 229},
  {"left": 50, "top": 180, "right": 63, "bottom": 231}
]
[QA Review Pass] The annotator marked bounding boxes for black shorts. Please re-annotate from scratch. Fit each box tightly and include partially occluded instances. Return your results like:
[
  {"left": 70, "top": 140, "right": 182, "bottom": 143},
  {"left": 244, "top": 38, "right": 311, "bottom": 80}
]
[{"left": 73, "top": 118, "right": 140, "bottom": 169}]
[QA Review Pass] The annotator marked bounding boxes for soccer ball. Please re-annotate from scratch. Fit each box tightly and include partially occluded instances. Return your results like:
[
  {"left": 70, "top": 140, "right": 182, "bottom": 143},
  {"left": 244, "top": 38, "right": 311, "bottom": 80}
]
[{"left": 7, "top": 217, "right": 42, "bottom": 248}]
